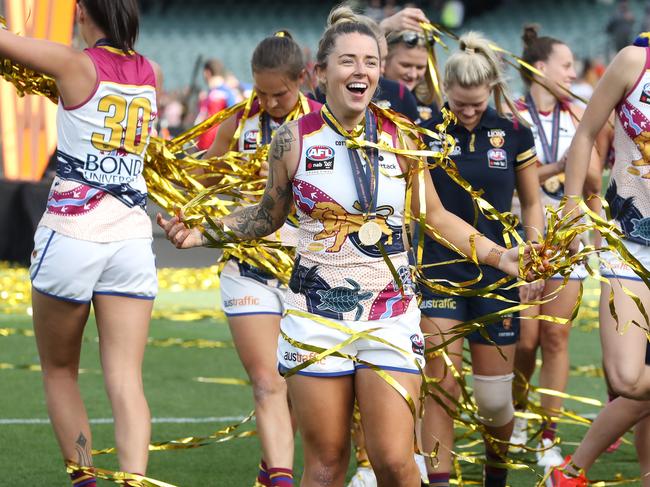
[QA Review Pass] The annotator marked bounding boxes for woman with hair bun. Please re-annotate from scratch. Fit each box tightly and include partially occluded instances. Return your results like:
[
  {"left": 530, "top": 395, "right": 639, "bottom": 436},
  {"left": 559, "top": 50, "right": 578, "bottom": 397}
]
[
  {"left": 159, "top": 7, "right": 542, "bottom": 486},
  {"left": 1, "top": 0, "right": 158, "bottom": 485},
  {"left": 202, "top": 31, "right": 321, "bottom": 487},
  {"left": 546, "top": 30, "right": 650, "bottom": 487},
  {"left": 418, "top": 31, "right": 544, "bottom": 487},
  {"left": 510, "top": 25, "right": 602, "bottom": 468},
  {"left": 310, "top": 12, "right": 421, "bottom": 124}
]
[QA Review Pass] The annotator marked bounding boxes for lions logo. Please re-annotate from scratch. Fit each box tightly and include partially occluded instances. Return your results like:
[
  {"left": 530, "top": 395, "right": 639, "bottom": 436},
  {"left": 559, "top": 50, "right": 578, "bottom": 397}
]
[
  {"left": 311, "top": 201, "right": 392, "bottom": 252},
  {"left": 502, "top": 314, "right": 513, "bottom": 330}
]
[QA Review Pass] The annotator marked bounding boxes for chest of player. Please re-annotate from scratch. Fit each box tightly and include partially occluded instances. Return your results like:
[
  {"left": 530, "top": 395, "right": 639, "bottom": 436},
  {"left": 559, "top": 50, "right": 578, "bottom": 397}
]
[
  {"left": 524, "top": 112, "right": 574, "bottom": 165},
  {"left": 428, "top": 126, "right": 519, "bottom": 191},
  {"left": 238, "top": 113, "right": 282, "bottom": 153},
  {"left": 293, "top": 127, "right": 405, "bottom": 221}
]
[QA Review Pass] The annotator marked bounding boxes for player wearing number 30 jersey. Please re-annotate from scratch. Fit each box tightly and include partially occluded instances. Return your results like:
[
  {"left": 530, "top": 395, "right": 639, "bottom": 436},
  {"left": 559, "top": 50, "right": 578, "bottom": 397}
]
[
  {"left": 41, "top": 42, "right": 157, "bottom": 243},
  {"left": 1, "top": 0, "right": 159, "bottom": 484},
  {"left": 33, "top": 40, "right": 158, "bottom": 301}
]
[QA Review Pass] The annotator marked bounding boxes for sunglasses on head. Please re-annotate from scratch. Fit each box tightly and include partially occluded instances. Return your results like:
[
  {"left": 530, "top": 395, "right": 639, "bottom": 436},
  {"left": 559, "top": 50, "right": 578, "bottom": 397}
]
[{"left": 387, "top": 31, "right": 430, "bottom": 47}]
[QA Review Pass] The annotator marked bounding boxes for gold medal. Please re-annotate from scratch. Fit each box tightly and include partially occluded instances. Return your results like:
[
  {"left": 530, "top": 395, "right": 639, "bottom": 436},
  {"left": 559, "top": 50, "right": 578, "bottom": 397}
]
[
  {"left": 359, "top": 221, "right": 383, "bottom": 246},
  {"left": 544, "top": 175, "right": 560, "bottom": 193}
]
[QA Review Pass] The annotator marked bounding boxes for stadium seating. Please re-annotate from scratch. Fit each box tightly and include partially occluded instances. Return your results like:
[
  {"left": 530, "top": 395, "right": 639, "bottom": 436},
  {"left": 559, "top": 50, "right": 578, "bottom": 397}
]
[
  {"left": 137, "top": 0, "right": 330, "bottom": 90},
  {"left": 137, "top": 0, "right": 646, "bottom": 93}
]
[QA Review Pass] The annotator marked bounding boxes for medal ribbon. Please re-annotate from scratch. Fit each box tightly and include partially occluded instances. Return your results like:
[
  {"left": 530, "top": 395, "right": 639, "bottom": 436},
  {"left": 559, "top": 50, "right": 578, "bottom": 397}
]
[
  {"left": 525, "top": 93, "right": 561, "bottom": 164},
  {"left": 259, "top": 111, "right": 274, "bottom": 145},
  {"left": 321, "top": 105, "right": 379, "bottom": 218}
]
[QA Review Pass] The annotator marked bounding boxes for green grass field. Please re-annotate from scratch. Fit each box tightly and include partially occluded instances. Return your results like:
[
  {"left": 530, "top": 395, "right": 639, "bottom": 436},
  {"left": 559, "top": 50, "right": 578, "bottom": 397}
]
[{"left": 0, "top": 279, "right": 644, "bottom": 486}]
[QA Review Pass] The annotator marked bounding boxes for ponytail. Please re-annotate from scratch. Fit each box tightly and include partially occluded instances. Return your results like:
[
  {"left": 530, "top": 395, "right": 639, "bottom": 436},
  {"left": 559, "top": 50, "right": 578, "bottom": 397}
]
[
  {"left": 445, "top": 31, "right": 526, "bottom": 125},
  {"left": 79, "top": 0, "right": 139, "bottom": 54},
  {"left": 520, "top": 23, "right": 564, "bottom": 86}
]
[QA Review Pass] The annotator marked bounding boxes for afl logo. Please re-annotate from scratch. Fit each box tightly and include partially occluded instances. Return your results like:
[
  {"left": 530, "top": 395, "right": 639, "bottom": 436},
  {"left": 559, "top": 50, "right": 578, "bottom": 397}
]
[
  {"left": 243, "top": 130, "right": 258, "bottom": 150},
  {"left": 640, "top": 83, "right": 650, "bottom": 104},
  {"left": 306, "top": 145, "right": 335, "bottom": 171},
  {"left": 487, "top": 148, "right": 507, "bottom": 169},
  {"left": 410, "top": 333, "right": 424, "bottom": 356}
]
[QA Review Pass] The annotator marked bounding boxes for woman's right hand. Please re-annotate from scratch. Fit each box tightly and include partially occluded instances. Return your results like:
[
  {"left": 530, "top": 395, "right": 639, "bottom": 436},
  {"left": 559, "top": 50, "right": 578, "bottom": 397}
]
[
  {"left": 380, "top": 7, "right": 430, "bottom": 33},
  {"left": 156, "top": 211, "right": 204, "bottom": 249}
]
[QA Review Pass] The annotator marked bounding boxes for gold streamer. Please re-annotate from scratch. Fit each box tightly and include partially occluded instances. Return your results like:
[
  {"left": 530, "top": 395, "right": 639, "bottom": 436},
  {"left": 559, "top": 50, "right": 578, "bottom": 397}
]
[
  {"left": 0, "top": 362, "right": 97, "bottom": 373},
  {"left": 66, "top": 462, "right": 178, "bottom": 487},
  {"left": 92, "top": 411, "right": 256, "bottom": 455},
  {"left": 194, "top": 377, "right": 250, "bottom": 386},
  {"left": 3, "top": 39, "right": 649, "bottom": 486},
  {"left": 0, "top": 17, "right": 59, "bottom": 103}
]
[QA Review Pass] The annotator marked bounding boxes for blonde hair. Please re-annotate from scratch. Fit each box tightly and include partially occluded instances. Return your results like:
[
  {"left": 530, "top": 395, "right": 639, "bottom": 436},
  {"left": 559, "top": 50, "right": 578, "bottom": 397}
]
[
  {"left": 385, "top": 30, "right": 437, "bottom": 106},
  {"left": 445, "top": 31, "right": 525, "bottom": 124}
]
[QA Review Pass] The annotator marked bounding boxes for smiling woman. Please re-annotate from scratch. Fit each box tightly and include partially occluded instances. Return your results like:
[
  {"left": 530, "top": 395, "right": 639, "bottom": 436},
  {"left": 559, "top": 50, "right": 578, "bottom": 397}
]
[
  {"left": 0, "top": 0, "right": 160, "bottom": 485},
  {"left": 511, "top": 25, "right": 601, "bottom": 469},
  {"left": 384, "top": 30, "right": 436, "bottom": 121},
  {"left": 158, "top": 7, "right": 542, "bottom": 487}
]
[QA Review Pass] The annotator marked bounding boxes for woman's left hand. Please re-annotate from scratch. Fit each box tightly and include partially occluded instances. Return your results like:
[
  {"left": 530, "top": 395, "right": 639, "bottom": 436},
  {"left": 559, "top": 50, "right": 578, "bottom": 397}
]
[
  {"left": 259, "top": 160, "right": 269, "bottom": 178},
  {"left": 499, "top": 243, "right": 549, "bottom": 281}
]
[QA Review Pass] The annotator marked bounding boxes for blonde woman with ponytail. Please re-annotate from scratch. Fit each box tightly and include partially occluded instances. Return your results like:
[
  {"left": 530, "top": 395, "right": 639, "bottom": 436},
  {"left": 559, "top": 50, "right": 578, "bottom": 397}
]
[{"left": 417, "top": 32, "right": 544, "bottom": 487}]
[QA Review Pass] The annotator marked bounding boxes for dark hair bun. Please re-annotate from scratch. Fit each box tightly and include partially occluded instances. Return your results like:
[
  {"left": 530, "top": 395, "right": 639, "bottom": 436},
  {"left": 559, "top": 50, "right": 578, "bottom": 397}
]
[
  {"left": 634, "top": 32, "right": 650, "bottom": 47},
  {"left": 522, "top": 24, "right": 540, "bottom": 47}
]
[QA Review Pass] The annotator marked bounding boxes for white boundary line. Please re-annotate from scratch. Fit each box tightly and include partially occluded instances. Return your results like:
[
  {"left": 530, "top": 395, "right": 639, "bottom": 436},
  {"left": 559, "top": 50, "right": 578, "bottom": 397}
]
[
  {"left": 0, "top": 415, "right": 248, "bottom": 425},
  {"left": 1, "top": 413, "right": 601, "bottom": 425}
]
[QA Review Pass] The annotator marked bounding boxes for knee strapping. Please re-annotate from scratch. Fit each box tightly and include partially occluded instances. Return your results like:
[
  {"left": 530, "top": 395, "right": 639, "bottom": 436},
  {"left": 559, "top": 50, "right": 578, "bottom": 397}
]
[{"left": 473, "top": 373, "right": 515, "bottom": 427}]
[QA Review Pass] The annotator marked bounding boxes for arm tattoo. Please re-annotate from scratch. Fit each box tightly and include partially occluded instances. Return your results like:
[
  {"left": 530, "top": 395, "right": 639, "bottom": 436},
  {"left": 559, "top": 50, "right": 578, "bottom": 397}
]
[
  {"left": 271, "top": 123, "right": 296, "bottom": 160},
  {"left": 484, "top": 247, "right": 504, "bottom": 269},
  {"left": 75, "top": 432, "right": 92, "bottom": 466},
  {"left": 222, "top": 123, "right": 295, "bottom": 239}
]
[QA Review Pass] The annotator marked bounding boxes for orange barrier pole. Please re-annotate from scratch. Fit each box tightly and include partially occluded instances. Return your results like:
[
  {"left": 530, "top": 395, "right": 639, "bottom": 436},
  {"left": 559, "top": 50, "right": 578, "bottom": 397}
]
[{"left": 0, "top": 0, "right": 75, "bottom": 181}]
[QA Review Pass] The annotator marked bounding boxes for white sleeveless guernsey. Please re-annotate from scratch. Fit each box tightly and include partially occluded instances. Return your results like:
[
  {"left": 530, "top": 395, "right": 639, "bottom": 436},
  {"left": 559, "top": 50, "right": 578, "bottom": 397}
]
[
  {"left": 516, "top": 99, "right": 575, "bottom": 209},
  {"left": 39, "top": 45, "right": 157, "bottom": 242},
  {"left": 609, "top": 48, "right": 650, "bottom": 245},
  {"left": 232, "top": 98, "right": 321, "bottom": 247},
  {"left": 287, "top": 108, "right": 418, "bottom": 322}
]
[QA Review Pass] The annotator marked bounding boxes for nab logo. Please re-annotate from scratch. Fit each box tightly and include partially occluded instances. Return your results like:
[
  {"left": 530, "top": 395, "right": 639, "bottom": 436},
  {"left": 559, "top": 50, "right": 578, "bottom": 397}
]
[
  {"left": 243, "top": 130, "right": 259, "bottom": 150},
  {"left": 306, "top": 145, "right": 335, "bottom": 171},
  {"left": 487, "top": 148, "right": 507, "bottom": 169},
  {"left": 640, "top": 83, "right": 650, "bottom": 105}
]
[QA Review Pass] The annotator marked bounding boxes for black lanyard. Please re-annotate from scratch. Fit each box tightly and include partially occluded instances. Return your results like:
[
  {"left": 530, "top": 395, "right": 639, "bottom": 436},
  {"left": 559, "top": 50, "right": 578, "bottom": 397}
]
[
  {"left": 525, "top": 93, "right": 561, "bottom": 164},
  {"left": 259, "top": 112, "right": 276, "bottom": 145},
  {"left": 322, "top": 105, "right": 379, "bottom": 217}
]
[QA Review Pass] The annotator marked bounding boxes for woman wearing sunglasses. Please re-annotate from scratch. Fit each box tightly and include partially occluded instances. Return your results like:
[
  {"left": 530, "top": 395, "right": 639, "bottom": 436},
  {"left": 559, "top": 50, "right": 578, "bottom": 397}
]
[{"left": 384, "top": 30, "right": 438, "bottom": 122}]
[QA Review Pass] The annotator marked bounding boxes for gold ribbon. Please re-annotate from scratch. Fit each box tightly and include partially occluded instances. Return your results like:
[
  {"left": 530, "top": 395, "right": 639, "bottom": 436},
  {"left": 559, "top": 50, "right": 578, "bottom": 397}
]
[
  {"left": 92, "top": 411, "right": 256, "bottom": 455},
  {"left": 65, "top": 462, "right": 178, "bottom": 487},
  {"left": 0, "top": 17, "right": 59, "bottom": 103}
]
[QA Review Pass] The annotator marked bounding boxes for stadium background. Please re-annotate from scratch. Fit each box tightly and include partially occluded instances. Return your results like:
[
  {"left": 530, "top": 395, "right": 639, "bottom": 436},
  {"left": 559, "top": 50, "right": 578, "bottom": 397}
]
[{"left": 0, "top": 0, "right": 647, "bottom": 485}]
